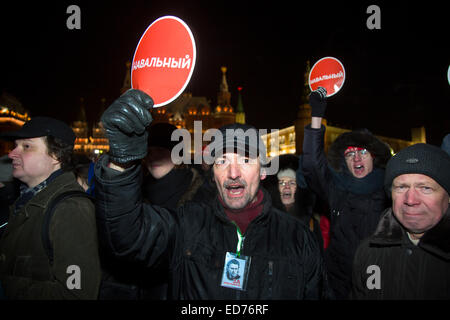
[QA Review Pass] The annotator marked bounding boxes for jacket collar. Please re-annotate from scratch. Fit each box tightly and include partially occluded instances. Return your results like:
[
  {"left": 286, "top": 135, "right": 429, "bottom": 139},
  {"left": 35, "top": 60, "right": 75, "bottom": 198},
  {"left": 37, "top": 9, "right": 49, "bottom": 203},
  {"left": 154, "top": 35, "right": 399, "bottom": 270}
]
[
  {"left": 20, "top": 171, "right": 79, "bottom": 211},
  {"left": 370, "top": 207, "right": 450, "bottom": 260}
]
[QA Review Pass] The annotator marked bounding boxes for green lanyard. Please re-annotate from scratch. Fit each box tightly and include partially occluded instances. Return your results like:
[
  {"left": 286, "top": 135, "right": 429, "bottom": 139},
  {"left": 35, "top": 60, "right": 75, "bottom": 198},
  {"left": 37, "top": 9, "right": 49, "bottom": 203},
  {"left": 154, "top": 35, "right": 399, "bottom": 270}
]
[{"left": 236, "top": 228, "right": 244, "bottom": 257}]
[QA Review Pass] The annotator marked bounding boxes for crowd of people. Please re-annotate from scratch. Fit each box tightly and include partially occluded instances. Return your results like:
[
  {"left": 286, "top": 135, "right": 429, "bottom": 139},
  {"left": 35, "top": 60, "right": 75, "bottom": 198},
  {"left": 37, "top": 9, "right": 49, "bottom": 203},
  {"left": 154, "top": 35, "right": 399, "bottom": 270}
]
[{"left": 0, "top": 87, "right": 449, "bottom": 300}]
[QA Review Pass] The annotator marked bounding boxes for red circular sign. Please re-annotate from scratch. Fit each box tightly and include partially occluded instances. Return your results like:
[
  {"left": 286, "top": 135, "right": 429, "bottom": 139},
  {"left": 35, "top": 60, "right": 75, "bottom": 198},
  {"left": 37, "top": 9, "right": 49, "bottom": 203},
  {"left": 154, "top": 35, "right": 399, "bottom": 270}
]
[
  {"left": 131, "top": 16, "right": 196, "bottom": 107},
  {"left": 309, "top": 57, "right": 345, "bottom": 97}
]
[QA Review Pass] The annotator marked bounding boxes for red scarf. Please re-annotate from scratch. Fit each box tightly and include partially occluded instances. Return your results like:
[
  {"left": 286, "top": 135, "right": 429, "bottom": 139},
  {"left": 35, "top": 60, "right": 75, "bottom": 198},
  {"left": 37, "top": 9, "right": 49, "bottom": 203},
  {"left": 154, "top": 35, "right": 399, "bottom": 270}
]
[{"left": 219, "top": 189, "right": 264, "bottom": 234}]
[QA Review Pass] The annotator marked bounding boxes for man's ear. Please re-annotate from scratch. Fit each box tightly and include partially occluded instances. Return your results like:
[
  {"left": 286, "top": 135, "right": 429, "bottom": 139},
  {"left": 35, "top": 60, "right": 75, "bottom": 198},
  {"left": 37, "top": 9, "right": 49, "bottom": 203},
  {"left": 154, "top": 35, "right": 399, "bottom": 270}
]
[
  {"left": 260, "top": 167, "right": 267, "bottom": 181},
  {"left": 46, "top": 149, "right": 61, "bottom": 167},
  {"left": 41, "top": 137, "right": 62, "bottom": 169},
  {"left": 50, "top": 154, "right": 61, "bottom": 167}
]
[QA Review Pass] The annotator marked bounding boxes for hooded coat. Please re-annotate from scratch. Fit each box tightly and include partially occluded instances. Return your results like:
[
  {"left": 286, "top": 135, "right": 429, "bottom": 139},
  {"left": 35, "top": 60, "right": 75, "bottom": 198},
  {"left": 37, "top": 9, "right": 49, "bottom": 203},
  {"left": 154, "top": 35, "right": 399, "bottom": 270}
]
[{"left": 302, "top": 125, "right": 391, "bottom": 299}]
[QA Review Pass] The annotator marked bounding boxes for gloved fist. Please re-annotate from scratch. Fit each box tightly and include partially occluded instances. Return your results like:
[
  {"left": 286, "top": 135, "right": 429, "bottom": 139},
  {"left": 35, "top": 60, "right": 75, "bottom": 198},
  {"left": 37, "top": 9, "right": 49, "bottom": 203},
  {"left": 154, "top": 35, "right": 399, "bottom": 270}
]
[
  {"left": 309, "top": 86, "right": 327, "bottom": 118},
  {"left": 101, "top": 89, "right": 154, "bottom": 164}
]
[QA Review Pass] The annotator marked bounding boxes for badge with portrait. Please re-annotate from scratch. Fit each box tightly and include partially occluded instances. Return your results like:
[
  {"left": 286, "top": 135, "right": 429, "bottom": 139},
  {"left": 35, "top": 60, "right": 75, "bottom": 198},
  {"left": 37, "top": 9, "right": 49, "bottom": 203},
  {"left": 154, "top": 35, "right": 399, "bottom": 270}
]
[{"left": 220, "top": 252, "right": 251, "bottom": 291}]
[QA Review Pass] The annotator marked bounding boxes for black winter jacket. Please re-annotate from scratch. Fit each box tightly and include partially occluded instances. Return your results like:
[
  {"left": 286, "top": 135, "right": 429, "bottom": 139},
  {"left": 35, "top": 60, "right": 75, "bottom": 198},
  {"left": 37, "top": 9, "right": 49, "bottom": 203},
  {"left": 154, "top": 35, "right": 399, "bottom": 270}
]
[
  {"left": 94, "top": 156, "right": 327, "bottom": 300},
  {"left": 351, "top": 208, "right": 450, "bottom": 299},
  {"left": 302, "top": 125, "right": 390, "bottom": 299},
  {"left": 98, "top": 167, "right": 205, "bottom": 300}
]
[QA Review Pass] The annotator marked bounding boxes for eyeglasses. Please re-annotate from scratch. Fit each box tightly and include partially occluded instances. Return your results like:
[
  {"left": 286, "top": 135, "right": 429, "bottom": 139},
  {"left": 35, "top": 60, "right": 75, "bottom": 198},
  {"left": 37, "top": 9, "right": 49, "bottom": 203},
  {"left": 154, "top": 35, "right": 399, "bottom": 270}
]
[
  {"left": 278, "top": 180, "right": 297, "bottom": 187},
  {"left": 344, "top": 148, "right": 370, "bottom": 160}
]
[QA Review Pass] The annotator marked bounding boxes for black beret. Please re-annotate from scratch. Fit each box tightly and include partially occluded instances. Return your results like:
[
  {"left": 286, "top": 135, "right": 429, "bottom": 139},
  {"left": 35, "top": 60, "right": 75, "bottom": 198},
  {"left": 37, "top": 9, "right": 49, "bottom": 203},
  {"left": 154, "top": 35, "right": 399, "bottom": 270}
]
[{"left": 0, "top": 116, "right": 75, "bottom": 146}]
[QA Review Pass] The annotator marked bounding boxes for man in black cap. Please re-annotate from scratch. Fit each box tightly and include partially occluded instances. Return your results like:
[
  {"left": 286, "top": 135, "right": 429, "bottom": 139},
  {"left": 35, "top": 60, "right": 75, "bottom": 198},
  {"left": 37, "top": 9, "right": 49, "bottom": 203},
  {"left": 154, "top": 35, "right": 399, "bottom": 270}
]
[
  {"left": 94, "top": 89, "right": 330, "bottom": 299},
  {"left": 0, "top": 117, "right": 101, "bottom": 299},
  {"left": 351, "top": 143, "right": 450, "bottom": 299}
]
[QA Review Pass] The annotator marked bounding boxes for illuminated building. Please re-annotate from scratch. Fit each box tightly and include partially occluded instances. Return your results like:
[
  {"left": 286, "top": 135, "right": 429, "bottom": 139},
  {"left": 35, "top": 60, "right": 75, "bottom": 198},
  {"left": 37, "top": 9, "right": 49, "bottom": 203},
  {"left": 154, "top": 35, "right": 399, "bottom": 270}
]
[
  {"left": 2, "top": 60, "right": 422, "bottom": 159},
  {"left": 71, "top": 63, "right": 245, "bottom": 156},
  {"left": 146, "top": 65, "right": 245, "bottom": 154},
  {"left": 0, "top": 92, "right": 30, "bottom": 155},
  {"left": 71, "top": 98, "right": 109, "bottom": 158},
  {"left": 152, "top": 66, "right": 241, "bottom": 131}
]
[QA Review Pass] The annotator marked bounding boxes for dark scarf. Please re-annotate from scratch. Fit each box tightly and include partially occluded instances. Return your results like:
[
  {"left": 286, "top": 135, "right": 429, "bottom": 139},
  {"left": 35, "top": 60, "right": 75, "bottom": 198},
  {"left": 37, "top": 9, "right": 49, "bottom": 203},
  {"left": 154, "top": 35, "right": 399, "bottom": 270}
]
[
  {"left": 142, "top": 167, "right": 193, "bottom": 210},
  {"left": 332, "top": 166, "right": 385, "bottom": 195},
  {"left": 14, "top": 169, "right": 64, "bottom": 214},
  {"left": 219, "top": 188, "right": 264, "bottom": 234}
]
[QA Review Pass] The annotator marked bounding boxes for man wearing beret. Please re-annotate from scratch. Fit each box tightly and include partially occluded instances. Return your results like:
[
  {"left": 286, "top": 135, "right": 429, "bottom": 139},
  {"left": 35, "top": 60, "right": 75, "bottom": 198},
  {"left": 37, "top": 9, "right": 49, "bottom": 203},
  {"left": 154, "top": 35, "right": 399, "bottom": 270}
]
[
  {"left": 351, "top": 143, "right": 450, "bottom": 299},
  {"left": 0, "top": 117, "right": 101, "bottom": 299}
]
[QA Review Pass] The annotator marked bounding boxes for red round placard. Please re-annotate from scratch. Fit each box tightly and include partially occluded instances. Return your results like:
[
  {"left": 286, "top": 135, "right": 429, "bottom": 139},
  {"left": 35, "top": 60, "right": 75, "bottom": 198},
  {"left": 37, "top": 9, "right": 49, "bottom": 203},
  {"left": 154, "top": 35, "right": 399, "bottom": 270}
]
[
  {"left": 309, "top": 57, "right": 345, "bottom": 97},
  {"left": 131, "top": 16, "right": 196, "bottom": 107}
]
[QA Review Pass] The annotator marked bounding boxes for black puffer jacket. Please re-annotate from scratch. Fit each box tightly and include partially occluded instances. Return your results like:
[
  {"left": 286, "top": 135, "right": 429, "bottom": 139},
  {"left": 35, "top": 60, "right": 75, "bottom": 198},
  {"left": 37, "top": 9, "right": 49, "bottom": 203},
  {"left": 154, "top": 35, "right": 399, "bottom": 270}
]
[
  {"left": 94, "top": 155, "right": 327, "bottom": 300},
  {"left": 302, "top": 125, "right": 391, "bottom": 299}
]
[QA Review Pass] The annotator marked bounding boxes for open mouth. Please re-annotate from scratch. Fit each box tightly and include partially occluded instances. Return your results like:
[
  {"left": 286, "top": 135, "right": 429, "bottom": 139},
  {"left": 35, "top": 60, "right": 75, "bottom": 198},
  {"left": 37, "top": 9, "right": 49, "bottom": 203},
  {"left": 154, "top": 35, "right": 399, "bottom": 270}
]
[
  {"left": 12, "top": 162, "right": 21, "bottom": 169},
  {"left": 353, "top": 164, "right": 365, "bottom": 175},
  {"left": 224, "top": 182, "right": 245, "bottom": 198},
  {"left": 281, "top": 192, "right": 292, "bottom": 200}
]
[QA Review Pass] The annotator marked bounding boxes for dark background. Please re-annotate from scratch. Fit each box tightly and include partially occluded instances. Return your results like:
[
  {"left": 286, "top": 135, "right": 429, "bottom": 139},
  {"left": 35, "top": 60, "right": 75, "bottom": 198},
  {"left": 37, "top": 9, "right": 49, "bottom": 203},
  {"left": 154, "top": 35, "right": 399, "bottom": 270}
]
[{"left": 0, "top": 1, "right": 448, "bottom": 145}]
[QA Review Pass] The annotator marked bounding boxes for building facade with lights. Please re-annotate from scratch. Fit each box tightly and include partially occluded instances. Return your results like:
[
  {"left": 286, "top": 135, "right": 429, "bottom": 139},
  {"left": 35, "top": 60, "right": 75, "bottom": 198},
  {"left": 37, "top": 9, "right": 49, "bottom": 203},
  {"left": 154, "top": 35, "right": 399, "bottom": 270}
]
[
  {"left": 0, "top": 62, "right": 425, "bottom": 160},
  {"left": 70, "top": 64, "right": 245, "bottom": 158},
  {"left": 0, "top": 92, "right": 30, "bottom": 155}
]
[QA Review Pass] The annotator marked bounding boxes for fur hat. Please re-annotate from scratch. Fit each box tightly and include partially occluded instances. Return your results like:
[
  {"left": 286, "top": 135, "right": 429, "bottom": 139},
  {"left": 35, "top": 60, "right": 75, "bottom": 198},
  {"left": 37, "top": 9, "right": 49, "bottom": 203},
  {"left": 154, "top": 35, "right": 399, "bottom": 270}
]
[{"left": 327, "top": 128, "right": 392, "bottom": 172}]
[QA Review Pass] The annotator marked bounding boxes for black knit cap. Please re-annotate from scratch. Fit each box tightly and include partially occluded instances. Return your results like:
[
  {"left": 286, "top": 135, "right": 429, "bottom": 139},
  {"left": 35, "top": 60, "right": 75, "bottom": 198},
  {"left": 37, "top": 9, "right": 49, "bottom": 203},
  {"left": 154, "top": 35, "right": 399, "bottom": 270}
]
[
  {"left": 0, "top": 116, "right": 76, "bottom": 146},
  {"left": 384, "top": 143, "right": 450, "bottom": 195}
]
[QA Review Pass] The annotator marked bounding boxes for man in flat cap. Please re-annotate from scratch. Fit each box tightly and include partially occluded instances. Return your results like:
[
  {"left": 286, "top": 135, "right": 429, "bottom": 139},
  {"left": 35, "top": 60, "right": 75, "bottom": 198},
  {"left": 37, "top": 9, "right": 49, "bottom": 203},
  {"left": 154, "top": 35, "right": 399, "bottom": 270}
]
[
  {"left": 0, "top": 117, "right": 101, "bottom": 299},
  {"left": 351, "top": 143, "right": 450, "bottom": 299}
]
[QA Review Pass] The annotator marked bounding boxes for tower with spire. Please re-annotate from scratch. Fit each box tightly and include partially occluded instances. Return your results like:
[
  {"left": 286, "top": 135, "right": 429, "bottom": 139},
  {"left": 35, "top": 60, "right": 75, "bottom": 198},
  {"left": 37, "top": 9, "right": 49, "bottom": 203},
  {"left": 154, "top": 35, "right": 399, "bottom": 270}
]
[
  {"left": 216, "top": 66, "right": 232, "bottom": 110},
  {"left": 235, "top": 86, "right": 245, "bottom": 124},
  {"left": 214, "top": 66, "right": 235, "bottom": 126}
]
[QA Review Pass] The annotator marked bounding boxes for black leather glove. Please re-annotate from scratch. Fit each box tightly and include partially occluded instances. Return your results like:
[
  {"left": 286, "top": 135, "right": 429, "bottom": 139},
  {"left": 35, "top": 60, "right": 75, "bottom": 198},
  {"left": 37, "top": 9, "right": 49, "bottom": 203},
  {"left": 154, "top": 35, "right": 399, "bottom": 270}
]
[
  {"left": 101, "top": 89, "right": 154, "bottom": 164},
  {"left": 309, "top": 86, "right": 327, "bottom": 118}
]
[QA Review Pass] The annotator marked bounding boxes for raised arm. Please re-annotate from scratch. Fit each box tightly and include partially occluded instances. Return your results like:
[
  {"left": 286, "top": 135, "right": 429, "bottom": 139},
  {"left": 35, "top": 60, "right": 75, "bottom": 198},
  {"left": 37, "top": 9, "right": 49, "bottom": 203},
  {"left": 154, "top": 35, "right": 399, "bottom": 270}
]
[
  {"left": 301, "top": 87, "right": 333, "bottom": 202},
  {"left": 94, "top": 89, "right": 176, "bottom": 267}
]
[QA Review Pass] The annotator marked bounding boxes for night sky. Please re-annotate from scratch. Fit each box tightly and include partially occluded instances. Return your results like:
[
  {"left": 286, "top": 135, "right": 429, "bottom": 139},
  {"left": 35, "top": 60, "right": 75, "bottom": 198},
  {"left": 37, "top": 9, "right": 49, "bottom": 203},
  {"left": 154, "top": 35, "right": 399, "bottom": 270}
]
[{"left": 1, "top": 1, "right": 448, "bottom": 145}]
